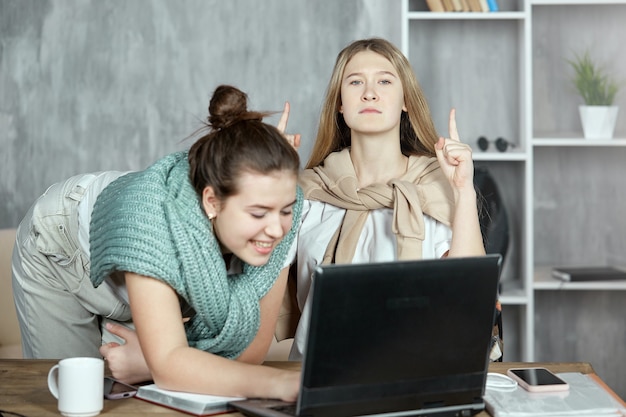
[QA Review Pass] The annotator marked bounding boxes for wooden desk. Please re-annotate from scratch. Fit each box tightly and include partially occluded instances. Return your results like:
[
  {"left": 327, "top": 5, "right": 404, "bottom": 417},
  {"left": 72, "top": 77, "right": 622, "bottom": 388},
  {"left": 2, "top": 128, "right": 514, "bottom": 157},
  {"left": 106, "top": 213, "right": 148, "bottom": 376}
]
[{"left": 0, "top": 360, "right": 600, "bottom": 417}]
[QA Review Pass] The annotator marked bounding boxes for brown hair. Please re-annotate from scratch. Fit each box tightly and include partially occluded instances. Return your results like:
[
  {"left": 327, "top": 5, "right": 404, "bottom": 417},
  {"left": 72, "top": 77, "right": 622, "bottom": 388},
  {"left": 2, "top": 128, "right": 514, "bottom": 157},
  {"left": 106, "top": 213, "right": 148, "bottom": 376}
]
[
  {"left": 306, "top": 38, "right": 439, "bottom": 169},
  {"left": 188, "top": 85, "right": 300, "bottom": 200}
]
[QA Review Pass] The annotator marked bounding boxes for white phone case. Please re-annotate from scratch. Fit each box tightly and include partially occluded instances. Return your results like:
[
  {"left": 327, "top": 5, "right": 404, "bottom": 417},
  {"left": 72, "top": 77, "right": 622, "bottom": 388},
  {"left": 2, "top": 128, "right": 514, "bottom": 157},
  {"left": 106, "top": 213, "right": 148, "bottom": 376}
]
[{"left": 506, "top": 367, "right": 570, "bottom": 393}]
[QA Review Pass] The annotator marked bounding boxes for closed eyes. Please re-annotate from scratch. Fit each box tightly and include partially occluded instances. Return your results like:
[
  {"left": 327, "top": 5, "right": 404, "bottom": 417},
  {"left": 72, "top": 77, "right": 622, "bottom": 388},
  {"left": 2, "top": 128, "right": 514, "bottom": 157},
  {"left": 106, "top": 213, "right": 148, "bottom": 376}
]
[{"left": 251, "top": 210, "right": 293, "bottom": 219}]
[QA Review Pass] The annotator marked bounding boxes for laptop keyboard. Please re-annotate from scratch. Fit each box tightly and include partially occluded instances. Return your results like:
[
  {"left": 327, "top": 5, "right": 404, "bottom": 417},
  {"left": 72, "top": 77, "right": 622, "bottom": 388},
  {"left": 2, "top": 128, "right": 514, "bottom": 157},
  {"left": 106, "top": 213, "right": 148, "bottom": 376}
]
[{"left": 270, "top": 403, "right": 297, "bottom": 416}]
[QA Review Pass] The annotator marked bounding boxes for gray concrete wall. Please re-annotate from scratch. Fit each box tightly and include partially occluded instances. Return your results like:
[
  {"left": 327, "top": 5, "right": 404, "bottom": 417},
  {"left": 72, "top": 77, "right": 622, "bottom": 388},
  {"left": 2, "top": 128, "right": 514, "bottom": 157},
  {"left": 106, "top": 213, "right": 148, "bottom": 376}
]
[{"left": 0, "top": 0, "right": 401, "bottom": 228}]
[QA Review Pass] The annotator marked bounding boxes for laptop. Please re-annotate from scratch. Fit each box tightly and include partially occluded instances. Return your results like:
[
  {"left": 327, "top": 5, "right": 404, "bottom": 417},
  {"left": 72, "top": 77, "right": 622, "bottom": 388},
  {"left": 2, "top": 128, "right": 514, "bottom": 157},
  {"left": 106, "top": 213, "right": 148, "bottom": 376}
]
[{"left": 230, "top": 255, "right": 502, "bottom": 417}]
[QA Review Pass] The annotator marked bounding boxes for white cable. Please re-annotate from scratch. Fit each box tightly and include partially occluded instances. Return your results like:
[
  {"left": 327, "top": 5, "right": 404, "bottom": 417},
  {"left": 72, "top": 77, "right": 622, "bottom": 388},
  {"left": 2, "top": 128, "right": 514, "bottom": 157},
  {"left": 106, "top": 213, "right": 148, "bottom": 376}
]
[{"left": 486, "top": 372, "right": 518, "bottom": 392}]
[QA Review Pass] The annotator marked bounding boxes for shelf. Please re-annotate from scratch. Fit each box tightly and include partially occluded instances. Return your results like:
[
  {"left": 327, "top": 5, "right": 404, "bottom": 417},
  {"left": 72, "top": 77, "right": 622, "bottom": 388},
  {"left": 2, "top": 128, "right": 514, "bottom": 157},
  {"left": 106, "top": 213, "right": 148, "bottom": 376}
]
[
  {"left": 406, "top": 11, "right": 526, "bottom": 20},
  {"left": 534, "top": 266, "right": 626, "bottom": 290},
  {"left": 532, "top": 0, "right": 626, "bottom": 4},
  {"left": 473, "top": 151, "right": 528, "bottom": 161},
  {"left": 499, "top": 280, "right": 530, "bottom": 305},
  {"left": 533, "top": 134, "right": 626, "bottom": 146}
]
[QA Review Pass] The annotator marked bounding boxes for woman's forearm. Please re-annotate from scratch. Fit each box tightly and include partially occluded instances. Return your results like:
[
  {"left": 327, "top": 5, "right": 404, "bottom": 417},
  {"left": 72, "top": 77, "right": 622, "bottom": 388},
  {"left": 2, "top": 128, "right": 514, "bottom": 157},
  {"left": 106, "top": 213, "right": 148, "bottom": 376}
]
[
  {"left": 151, "top": 346, "right": 299, "bottom": 401},
  {"left": 448, "top": 187, "right": 486, "bottom": 257}
]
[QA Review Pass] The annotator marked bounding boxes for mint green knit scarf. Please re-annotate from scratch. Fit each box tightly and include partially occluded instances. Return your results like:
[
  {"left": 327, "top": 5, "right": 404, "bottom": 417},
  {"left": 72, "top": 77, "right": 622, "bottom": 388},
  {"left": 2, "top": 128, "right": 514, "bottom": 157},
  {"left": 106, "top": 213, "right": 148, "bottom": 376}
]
[{"left": 90, "top": 151, "right": 303, "bottom": 358}]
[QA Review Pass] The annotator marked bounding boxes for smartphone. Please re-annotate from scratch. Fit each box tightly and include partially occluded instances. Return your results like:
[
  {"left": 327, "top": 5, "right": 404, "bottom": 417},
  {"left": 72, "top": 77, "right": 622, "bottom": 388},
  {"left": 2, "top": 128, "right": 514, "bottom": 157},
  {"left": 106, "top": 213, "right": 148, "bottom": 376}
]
[
  {"left": 103, "top": 377, "right": 138, "bottom": 399},
  {"left": 506, "top": 367, "right": 570, "bottom": 393}
]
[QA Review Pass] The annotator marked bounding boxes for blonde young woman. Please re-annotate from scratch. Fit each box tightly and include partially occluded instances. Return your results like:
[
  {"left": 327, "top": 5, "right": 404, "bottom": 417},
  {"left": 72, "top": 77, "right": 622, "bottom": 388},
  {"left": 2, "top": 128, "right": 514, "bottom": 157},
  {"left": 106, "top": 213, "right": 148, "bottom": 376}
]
[{"left": 289, "top": 38, "right": 487, "bottom": 359}]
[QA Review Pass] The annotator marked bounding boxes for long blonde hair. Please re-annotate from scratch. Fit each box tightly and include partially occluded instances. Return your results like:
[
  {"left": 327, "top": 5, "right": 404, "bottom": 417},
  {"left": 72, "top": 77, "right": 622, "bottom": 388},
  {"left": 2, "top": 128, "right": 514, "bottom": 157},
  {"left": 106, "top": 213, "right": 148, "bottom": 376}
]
[{"left": 306, "top": 38, "right": 439, "bottom": 169}]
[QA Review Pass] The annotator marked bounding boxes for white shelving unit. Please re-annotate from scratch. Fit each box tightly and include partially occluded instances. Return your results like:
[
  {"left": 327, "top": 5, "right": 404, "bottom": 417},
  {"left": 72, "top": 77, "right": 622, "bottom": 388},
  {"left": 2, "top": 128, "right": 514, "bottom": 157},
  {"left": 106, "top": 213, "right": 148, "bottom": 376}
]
[
  {"left": 530, "top": 0, "right": 626, "bottom": 302},
  {"left": 401, "top": 0, "right": 626, "bottom": 364}
]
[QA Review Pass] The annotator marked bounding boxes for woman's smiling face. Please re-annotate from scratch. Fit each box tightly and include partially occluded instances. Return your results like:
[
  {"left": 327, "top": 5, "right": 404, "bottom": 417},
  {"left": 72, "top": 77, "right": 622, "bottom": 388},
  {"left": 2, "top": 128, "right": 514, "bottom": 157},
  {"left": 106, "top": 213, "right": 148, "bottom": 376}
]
[{"left": 203, "top": 169, "right": 297, "bottom": 266}]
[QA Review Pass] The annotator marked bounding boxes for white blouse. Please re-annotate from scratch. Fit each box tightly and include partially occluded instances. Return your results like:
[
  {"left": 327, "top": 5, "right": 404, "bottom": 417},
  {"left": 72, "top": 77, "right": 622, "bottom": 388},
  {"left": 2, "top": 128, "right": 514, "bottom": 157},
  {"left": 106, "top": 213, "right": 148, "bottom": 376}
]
[{"left": 289, "top": 199, "right": 452, "bottom": 360}]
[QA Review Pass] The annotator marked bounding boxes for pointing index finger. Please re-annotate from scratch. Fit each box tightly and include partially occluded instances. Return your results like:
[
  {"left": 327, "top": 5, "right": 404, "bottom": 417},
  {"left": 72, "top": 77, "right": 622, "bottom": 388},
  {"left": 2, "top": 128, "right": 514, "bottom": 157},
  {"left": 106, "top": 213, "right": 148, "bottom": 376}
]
[
  {"left": 276, "top": 101, "right": 290, "bottom": 134},
  {"left": 448, "top": 108, "right": 460, "bottom": 142}
]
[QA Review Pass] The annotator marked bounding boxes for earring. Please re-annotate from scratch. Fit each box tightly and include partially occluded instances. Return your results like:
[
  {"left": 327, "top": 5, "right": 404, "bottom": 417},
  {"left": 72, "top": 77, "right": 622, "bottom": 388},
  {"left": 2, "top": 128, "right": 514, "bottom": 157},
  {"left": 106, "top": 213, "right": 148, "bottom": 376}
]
[
  {"left": 477, "top": 136, "right": 515, "bottom": 153},
  {"left": 208, "top": 213, "right": 215, "bottom": 220}
]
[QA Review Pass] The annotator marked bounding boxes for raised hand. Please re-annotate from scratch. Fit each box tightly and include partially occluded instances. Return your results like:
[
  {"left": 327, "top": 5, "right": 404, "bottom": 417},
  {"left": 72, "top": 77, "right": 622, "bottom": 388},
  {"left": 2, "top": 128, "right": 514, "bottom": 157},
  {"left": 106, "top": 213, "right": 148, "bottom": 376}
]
[
  {"left": 434, "top": 108, "right": 474, "bottom": 191},
  {"left": 276, "top": 101, "right": 301, "bottom": 150}
]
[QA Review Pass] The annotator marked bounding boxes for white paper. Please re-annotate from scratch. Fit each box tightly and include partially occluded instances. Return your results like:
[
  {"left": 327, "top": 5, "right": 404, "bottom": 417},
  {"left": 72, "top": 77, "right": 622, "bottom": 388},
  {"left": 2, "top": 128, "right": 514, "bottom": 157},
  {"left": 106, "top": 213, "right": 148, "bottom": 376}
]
[{"left": 484, "top": 372, "right": 626, "bottom": 417}]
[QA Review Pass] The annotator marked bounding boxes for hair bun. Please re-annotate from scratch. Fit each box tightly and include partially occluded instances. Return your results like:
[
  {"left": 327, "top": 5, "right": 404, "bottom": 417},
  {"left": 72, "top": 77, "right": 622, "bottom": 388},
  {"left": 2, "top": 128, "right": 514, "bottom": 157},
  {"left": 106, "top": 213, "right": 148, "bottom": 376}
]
[{"left": 208, "top": 85, "right": 261, "bottom": 130}]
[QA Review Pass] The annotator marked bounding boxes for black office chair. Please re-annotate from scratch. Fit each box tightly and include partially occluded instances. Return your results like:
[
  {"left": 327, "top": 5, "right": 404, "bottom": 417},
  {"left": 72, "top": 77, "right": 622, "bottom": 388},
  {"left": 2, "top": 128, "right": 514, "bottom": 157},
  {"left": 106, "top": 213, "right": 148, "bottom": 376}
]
[
  {"left": 474, "top": 166, "right": 509, "bottom": 361},
  {"left": 474, "top": 166, "right": 510, "bottom": 260}
]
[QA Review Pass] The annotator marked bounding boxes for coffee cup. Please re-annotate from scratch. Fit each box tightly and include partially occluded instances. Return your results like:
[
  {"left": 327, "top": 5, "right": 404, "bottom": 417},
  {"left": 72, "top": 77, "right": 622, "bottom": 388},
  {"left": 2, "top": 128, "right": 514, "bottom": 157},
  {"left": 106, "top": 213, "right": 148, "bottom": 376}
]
[{"left": 47, "top": 357, "right": 104, "bottom": 417}]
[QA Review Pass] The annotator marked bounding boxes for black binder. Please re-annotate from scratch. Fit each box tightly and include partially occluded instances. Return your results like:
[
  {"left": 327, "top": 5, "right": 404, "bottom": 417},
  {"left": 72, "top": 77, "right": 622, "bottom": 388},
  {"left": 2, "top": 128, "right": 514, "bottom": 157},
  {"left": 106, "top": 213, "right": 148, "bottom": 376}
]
[{"left": 552, "top": 266, "right": 626, "bottom": 282}]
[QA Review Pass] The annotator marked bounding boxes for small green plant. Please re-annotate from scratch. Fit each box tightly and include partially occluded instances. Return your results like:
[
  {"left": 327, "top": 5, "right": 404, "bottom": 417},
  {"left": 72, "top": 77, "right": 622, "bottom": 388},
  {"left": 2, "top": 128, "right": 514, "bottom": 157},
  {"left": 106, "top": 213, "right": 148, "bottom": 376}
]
[{"left": 567, "top": 50, "right": 619, "bottom": 106}]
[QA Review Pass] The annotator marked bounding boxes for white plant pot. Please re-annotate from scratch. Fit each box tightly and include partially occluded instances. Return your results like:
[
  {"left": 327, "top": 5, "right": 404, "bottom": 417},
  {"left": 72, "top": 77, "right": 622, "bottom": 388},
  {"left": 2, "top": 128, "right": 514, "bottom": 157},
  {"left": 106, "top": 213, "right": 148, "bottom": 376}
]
[{"left": 579, "top": 105, "right": 619, "bottom": 139}]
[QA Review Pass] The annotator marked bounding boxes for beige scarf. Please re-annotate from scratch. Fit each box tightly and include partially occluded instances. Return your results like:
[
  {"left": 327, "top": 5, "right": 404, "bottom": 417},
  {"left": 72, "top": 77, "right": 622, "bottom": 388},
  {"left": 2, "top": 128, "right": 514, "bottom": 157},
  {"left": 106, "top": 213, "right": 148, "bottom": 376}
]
[{"left": 300, "top": 148, "right": 455, "bottom": 264}]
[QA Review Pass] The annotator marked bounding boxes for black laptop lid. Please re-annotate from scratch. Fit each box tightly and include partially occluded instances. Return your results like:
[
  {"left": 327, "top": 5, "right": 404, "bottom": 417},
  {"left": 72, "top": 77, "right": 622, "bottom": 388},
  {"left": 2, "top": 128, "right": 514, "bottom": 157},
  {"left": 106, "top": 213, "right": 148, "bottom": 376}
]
[{"left": 298, "top": 255, "right": 501, "bottom": 417}]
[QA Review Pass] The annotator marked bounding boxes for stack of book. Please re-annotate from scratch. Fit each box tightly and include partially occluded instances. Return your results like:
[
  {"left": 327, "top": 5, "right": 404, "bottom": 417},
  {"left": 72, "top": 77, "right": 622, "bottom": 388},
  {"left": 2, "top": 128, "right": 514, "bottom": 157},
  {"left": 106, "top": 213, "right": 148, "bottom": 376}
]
[{"left": 425, "top": 0, "right": 498, "bottom": 12}]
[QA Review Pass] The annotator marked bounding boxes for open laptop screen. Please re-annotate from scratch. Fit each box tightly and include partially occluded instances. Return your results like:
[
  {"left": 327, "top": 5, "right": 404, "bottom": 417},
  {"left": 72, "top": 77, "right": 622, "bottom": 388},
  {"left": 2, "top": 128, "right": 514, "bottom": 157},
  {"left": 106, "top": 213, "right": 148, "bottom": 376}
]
[{"left": 299, "top": 255, "right": 501, "bottom": 417}]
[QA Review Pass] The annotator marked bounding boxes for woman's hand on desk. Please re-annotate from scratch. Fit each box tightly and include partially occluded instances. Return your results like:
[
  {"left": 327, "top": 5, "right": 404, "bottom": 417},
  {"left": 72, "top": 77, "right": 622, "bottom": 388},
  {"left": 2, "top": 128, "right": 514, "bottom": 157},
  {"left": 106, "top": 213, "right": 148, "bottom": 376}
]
[
  {"left": 271, "top": 369, "right": 301, "bottom": 402},
  {"left": 99, "top": 322, "right": 301, "bottom": 401},
  {"left": 100, "top": 322, "right": 152, "bottom": 385}
]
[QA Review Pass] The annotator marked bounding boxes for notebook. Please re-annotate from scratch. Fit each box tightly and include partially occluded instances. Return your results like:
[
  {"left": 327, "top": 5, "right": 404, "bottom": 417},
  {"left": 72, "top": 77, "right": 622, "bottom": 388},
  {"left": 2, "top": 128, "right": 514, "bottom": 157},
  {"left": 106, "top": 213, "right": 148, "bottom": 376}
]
[
  {"left": 135, "top": 383, "right": 243, "bottom": 416},
  {"left": 230, "top": 254, "right": 502, "bottom": 417}
]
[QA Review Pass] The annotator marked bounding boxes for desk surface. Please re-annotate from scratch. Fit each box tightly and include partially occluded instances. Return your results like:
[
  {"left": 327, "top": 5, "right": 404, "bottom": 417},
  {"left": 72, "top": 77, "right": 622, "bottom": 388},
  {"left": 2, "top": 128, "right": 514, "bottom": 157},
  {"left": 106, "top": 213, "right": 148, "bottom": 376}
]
[{"left": 0, "top": 360, "right": 598, "bottom": 417}]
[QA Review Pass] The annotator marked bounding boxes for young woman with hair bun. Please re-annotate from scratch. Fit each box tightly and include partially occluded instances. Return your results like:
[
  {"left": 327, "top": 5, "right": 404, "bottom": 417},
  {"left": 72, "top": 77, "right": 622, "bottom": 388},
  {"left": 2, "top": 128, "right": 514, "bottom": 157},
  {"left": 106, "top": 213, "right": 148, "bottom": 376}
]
[{"left": 12, "top": 85, "right": 303, "bottom": 400}]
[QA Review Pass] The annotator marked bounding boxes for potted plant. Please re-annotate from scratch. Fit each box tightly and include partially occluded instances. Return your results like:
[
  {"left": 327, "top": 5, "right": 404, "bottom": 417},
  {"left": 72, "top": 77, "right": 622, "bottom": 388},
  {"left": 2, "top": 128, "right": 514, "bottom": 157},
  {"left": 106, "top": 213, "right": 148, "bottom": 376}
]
[{"left": 567, "top": 50, "right": 620, "bottom": 139}]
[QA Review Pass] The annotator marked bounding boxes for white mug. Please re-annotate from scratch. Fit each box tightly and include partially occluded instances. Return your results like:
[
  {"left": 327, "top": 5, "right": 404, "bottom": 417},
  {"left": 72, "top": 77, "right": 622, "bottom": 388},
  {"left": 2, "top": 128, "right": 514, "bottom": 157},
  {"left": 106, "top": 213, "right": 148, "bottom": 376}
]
[{"left": 47, "top": 357, "right": 104, "bottom": 417}]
